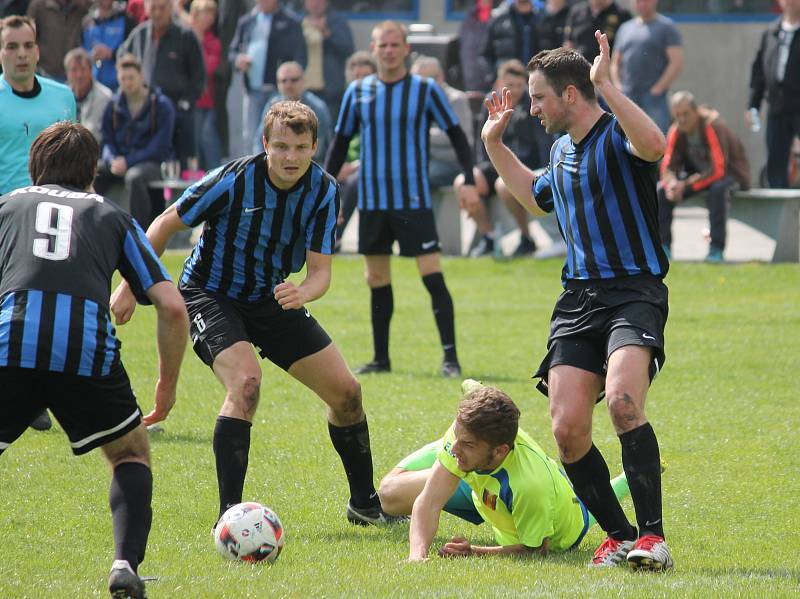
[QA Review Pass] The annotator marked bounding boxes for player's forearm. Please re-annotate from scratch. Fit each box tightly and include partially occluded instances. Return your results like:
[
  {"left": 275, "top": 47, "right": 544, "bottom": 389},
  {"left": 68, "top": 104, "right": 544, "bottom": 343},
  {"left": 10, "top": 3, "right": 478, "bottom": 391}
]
[
  {"left": 595, "top": 81, "right": 666, "bottom": 162},
  {"left": 298, "top": 268, "right": 331, "bottom": 303},
  {"left": 408, "top": 500, "right": 440, "bottom": 560},
  {"left": 470, "top": 544, "right": 533, "bottom": 556},
  {"left": 483, "top": 141, "right": 543, "bottom": 216},
  {"left": 152, "top": 284, "right": 189, "bottom": 387},
  {"left": 653, "top": 53, "right": 683, "bottom": 92}
]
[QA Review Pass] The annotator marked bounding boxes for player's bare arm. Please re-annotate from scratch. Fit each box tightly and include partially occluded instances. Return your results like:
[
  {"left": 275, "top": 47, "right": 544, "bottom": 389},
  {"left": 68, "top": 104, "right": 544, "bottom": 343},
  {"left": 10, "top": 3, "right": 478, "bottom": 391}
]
[
  {"left": 111, "top": 205, "right": 190, "bottom": 325},
  {"left": 592, "top": 31, "right": 666, "bottom": 162},
  {"left": 274, "top": 250, "right": 332, "bottom": 311},
  {"left": 142, "top": 280, "right": 189, "bottom": 425},
  {"left": 439, "top": 537, "right": 549, "bottom": 557},
  {"left": 407, "top": 461, "right": 460, "bottom": 562},
  {"left": 481, "top": 88, "right": 546, "bottom": 217}
]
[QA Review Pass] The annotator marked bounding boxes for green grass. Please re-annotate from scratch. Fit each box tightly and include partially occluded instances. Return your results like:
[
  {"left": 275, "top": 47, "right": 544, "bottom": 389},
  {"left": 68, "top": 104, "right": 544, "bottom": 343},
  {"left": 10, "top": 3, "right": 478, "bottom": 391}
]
[{"left": 1, "top": 255, "right": 799, "bottom": 597}]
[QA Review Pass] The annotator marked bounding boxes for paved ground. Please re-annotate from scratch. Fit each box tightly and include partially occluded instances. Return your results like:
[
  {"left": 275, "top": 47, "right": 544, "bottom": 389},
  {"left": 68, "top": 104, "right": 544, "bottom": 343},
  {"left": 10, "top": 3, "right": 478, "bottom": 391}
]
[{"left": 340, "top": 205, "right": 780, "bottom": 263}]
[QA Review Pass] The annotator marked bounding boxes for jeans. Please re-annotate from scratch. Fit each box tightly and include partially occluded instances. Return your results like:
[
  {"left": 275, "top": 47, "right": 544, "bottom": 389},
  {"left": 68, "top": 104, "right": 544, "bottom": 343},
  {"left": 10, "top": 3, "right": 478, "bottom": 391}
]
[
  {"left": 628, "top": 91, "right": 672, "bottom": 134},
  {"left": 658, "top": 174, "right": 735, "bottom": 251},
  {"left": 195, "top": 108, "right": 223, "bottom": 171},
  {"left": 93, "top": 160, "right": 164, "bottom": 230},
  {"left": 765, "top": 111, "right": 800, "bottom": 188},
  {"left": 173, "top": 106, "right": 197, "bottom": 169}
]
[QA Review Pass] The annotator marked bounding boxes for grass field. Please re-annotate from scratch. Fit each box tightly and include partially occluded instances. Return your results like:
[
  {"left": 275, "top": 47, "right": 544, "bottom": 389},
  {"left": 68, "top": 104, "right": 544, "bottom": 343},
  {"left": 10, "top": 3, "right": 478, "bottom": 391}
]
[{"left": 1, "top": 254, "right": 798, "bottom": 598}]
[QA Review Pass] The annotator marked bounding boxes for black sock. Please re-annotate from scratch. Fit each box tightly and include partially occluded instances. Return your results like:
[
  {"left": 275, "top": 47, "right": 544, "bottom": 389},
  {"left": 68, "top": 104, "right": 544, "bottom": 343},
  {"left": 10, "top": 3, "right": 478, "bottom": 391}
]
[
  {"left": 620, "top": 423, "right": 664, "bottom": 538},
  {"left": 213, "top": 416, "right": 252, "bottom": 519},
  {"left": 421, "top": 272, "right": 457, "bottom": 363},
  {"left": 370, "top": 284, "right": 393, "bottom": 364},
  {"left": 328, "top": 418, "right": 379, "bottom": 509},
  {"left": 109, "top": 462, "right": 153, "bottom": 573},
  {"left": 562, "top": 444, "right": 636, "bottom": 541}
]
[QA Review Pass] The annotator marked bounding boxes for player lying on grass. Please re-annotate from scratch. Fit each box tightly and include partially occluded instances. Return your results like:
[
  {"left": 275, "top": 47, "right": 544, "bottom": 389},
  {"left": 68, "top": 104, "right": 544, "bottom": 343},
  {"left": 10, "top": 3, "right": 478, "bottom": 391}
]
[{"left": 379, "top": 381, "right": 632, "bottom": 560}]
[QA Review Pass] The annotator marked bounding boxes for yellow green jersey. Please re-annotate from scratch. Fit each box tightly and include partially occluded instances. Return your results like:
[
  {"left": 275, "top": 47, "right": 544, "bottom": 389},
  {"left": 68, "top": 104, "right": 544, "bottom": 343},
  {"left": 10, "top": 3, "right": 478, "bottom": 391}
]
[{"left": 437, "top": 423, "right": 586, "bottom": 552}]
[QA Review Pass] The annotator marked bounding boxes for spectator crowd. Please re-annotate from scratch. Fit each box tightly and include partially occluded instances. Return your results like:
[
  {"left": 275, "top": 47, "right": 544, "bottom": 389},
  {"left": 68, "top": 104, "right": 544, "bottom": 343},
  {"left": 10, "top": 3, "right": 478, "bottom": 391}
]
[{"left": 0, "top": 0, "right": 793, "bottom": 259}]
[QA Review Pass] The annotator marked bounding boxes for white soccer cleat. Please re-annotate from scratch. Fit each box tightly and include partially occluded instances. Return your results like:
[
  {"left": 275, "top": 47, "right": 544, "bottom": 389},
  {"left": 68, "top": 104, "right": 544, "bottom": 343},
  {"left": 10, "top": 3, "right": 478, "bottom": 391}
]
[
  {"left": 588, "top": 536, "right": 635, "bottom": 568},
  {"left": 627, "top": 535, "right": 674, "bottom": 571}
]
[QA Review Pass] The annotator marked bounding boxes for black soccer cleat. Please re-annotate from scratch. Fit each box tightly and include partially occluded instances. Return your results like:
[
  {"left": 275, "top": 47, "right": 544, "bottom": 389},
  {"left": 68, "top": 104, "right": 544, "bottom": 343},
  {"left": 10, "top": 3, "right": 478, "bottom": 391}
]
[
  {"left": 29, "top": 410, "right": 52, "bottom": 431},
  {"left": 353, "top": 360, "right": 391, "bottom": 375},
  {"left": 346, "top": 501, "right": 408, "bottom": 526},
  {"left": 108, "top": 560, "right": 147, "bottom": 599},
  {"left": 441, "top": 360, "right": 462, "bottom": 378}
]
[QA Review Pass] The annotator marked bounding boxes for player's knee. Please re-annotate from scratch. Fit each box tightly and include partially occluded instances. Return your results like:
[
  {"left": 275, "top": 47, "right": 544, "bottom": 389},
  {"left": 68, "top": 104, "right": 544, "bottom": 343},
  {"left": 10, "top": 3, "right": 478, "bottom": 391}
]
[
  {"left": 333, "top": 376, "right": 362, "bottom": 419},
  {"left": 606, "top": 390, "right": 644, "bottom": 431},
  {"left": 365, "top": 270, "right": 388, "bottom": 288},
  {"left": 551, "top": 420, "right": 590, "bottom": 461},
  {"left": 377, "top": 473, "right": 402, "bottom": 514},
  {"left": 228, "top": 372, "right": 261, "bottom": 414}
]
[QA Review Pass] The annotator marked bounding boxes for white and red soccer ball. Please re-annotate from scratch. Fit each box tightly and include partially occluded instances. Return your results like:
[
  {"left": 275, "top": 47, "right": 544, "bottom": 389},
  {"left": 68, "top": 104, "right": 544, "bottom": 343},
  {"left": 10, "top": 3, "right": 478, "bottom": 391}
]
[{"left": 214, "top": 502, "right": 285, "bottom": 563}]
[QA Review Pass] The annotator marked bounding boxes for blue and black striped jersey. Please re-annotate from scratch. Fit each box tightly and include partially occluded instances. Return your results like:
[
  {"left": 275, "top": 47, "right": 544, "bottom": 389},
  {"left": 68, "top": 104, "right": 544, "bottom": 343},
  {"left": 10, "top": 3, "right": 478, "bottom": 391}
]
[
  {"left": 335, "top": 73, "right": 460, "bottom": 211},
  {"left": 533, "top": 113, "right": 669, "bottom": 282},
  {"left": 0, "top": 184, "right": 171, "bottom": 376},
  {"left": 176, "top": 154, "right": 339, "bottom": 301}
]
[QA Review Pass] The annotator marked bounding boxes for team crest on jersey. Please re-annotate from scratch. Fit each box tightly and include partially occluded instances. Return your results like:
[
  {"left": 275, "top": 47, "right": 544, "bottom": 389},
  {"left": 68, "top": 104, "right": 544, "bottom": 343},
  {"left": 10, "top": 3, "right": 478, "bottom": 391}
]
[{"left": 482, "top": 490, "right": 497, "bottom": 511}]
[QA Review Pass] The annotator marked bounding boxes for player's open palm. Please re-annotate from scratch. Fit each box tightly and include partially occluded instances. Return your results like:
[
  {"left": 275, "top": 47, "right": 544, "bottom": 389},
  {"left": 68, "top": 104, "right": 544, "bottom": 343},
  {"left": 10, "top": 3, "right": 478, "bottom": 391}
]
[
  {"left": 481, "top": 87, "right": 515, "bottom": 145},
  {"left": 590, "top": 30, "right": 612, "bottom": 88}
]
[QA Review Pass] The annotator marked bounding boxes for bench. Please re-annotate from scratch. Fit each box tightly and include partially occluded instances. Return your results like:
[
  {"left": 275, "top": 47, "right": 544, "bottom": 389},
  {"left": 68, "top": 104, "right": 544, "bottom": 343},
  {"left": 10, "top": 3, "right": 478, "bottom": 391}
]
[{"left": 684, "top": 188, "right": 800, "bottom": 263}]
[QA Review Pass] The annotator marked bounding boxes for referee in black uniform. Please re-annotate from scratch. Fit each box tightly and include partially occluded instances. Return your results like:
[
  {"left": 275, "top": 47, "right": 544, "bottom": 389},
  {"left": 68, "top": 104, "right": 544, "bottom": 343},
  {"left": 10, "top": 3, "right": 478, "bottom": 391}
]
[
  {"left": 325, "top": 20, "right": 479, "bottom": 378},
  {"left": 482, "top": 32, "right": 673, "bottom": 571},
  {"left": 112, "top": 101, "right": 402, "bottom": 527},
  {"left": 0, "top": 122, "right": 189, "bottom": 598}
]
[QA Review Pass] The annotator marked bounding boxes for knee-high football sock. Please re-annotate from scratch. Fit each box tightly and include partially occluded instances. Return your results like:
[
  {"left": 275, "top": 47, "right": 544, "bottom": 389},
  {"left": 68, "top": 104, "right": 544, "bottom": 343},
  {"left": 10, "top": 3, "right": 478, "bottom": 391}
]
[
  {"left": 213, "top": 416, "right": 252, "bottom": 519},
  {"left": 421, "top": 272, "right": 457, "bottom": 363},
  {"left": 620, "top": 422, "right": 664, "bottom": 538},
  {"left": 109, "top": 462, "right": 153, "bottom": 572},
  {"left": 328, "top": 419, "right": 379, "bottom": 509},
  {"left": 562, "top": 444, "right": 637, "bottom": 541},
  {"left": 370, "top": 284, "right": 393, "bottom": 364}
]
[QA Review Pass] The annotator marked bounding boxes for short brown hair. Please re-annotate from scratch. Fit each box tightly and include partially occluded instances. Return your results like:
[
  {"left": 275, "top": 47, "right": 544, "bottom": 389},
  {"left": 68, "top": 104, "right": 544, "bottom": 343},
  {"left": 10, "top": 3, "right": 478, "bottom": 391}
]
[
  {"left": 497, "top": 59, "right": 527, "bottom": 81},
  {"left": 29, "top": 122, "right": 99, "bottom": 190},
  {"left": 346, "top": 50, "right": 377, "bottom": 74},
  {"left": 456, "top": 386, "right": 520, "bottom": 448},
  {"left": 116, "top": 52, "right": 142, "bottom": 72},
  {"left": 64, "top": 46, "right": 91, "bottom": 71},
  {"left": 528, "top": 47, "right": 596, "bottom": 101},
  {"left": 263, "top": 100, "right": 318, "bottom": 144},
  {"left": 0, "top": 15, "right": 37, "bottom": 44}
]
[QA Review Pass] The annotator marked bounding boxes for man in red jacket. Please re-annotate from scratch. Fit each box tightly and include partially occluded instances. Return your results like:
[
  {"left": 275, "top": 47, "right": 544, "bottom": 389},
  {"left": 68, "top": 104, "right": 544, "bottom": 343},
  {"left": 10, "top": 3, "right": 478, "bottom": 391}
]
[{"left": 659, "top": 91, "right": 751, "bottom": 263}]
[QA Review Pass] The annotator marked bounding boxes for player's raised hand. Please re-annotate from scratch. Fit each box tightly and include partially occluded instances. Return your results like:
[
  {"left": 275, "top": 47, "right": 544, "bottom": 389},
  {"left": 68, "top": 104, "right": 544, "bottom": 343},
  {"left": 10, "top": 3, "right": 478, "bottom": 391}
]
[
  {"left": 274, "top": 280, "right": 308, "bottom": 310},
  {"left": 438, "top": 536, "right": 472, "bottom": 557},
  {"left": 590, "top": 30, "right": 612, "bottom": 88},
  {"left": 480, "top": 87, "right": 515, "bottom": 145},
  {"left": 111, "top": 281, "right": 137, "bottom": 325},
  {"left": 143, "top": 378, "right": 177, "bottom": 425}
]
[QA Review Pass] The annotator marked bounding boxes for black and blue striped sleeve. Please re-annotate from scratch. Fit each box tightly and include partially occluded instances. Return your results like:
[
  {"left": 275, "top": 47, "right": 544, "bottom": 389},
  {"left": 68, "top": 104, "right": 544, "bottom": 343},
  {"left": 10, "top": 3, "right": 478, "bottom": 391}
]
[
  {"left": 533, "top": 167, "right": 554, "bottom": 213},
  {"left": 118, "top": 218, "right": 172, "bottom": 305},
  {"left": 175, "top": 165, "right": 235, "bottom": 227},
  {"left": 306, "top": 179, "right": 339, "bottom": 255},
  {"left": 334, "top": 80, "right": 360, "bottom": 137},
  {"left": 427, "top": 80, "right": 459, "bottom": 131}
]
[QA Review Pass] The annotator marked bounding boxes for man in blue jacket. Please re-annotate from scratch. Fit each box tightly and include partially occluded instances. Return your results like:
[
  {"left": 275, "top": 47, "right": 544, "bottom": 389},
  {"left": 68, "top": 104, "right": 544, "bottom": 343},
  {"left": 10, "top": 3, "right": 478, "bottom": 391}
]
[
  {"left": 229, "top": 0, "right": 306, "bottom": 150},
  {"left": 94, "top": 54, "right": 175, "bottom": 230}
]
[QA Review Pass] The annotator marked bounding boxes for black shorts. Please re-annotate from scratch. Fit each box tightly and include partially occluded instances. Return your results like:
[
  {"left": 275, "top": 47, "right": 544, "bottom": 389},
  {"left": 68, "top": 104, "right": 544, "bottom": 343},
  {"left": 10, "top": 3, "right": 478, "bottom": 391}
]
[
  {"left": 476, "top": 160, "right": 500, "bottom": 192},
  {"left": 533, "top": 275, "right": 669, "bottom": 397},
  {"left": 181, "top": 284, "right": 332, "bottom": 371},
  {"left": 0, "top": 365, "right": 142, "bottom": 456},
  {"left": 358, "top": 208, "right": 440, "bottom": 256}
]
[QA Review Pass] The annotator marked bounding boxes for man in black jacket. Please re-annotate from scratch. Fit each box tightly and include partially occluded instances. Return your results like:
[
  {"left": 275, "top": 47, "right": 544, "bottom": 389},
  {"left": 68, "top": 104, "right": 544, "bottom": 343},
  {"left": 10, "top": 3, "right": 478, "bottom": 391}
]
[
  {"left": 748, "top": 0, "right": 800, "bottom": 188},
  {"left": 229, "top": 0, "right": 307, "bottom": 152},
  {"left": 480, "top": 0, "right": 539, "bottom": 90},
  {"left": 121, "top": 0, "right": 205, "bottom": 169}
]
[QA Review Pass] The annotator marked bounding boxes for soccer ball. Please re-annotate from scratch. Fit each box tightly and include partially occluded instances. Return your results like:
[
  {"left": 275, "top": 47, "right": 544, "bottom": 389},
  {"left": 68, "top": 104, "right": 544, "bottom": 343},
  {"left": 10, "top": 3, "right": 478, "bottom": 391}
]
[{"left": 214, "top": 502, "right": 285, "bottom": 563}]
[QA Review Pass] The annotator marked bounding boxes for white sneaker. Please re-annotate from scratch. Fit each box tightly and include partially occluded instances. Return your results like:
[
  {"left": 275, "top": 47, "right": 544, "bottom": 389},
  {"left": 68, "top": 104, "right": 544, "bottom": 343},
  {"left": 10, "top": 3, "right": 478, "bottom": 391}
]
[
  {"left": 535, "top": 239, "right": 568, "bottom": 259},
  {"left": 627, "top": 534, "right": 674, "bottom": 571},
  {"left": 588, "top": 536, "right": 635, "bottom": 568}
]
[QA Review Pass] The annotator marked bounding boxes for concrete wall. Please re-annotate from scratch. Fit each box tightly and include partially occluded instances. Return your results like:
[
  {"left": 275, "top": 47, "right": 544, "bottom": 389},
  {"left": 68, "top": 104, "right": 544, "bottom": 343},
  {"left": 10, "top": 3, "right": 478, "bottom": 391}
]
[{"left": 346, "top": 4, "right": 771, "bottom": 182}]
